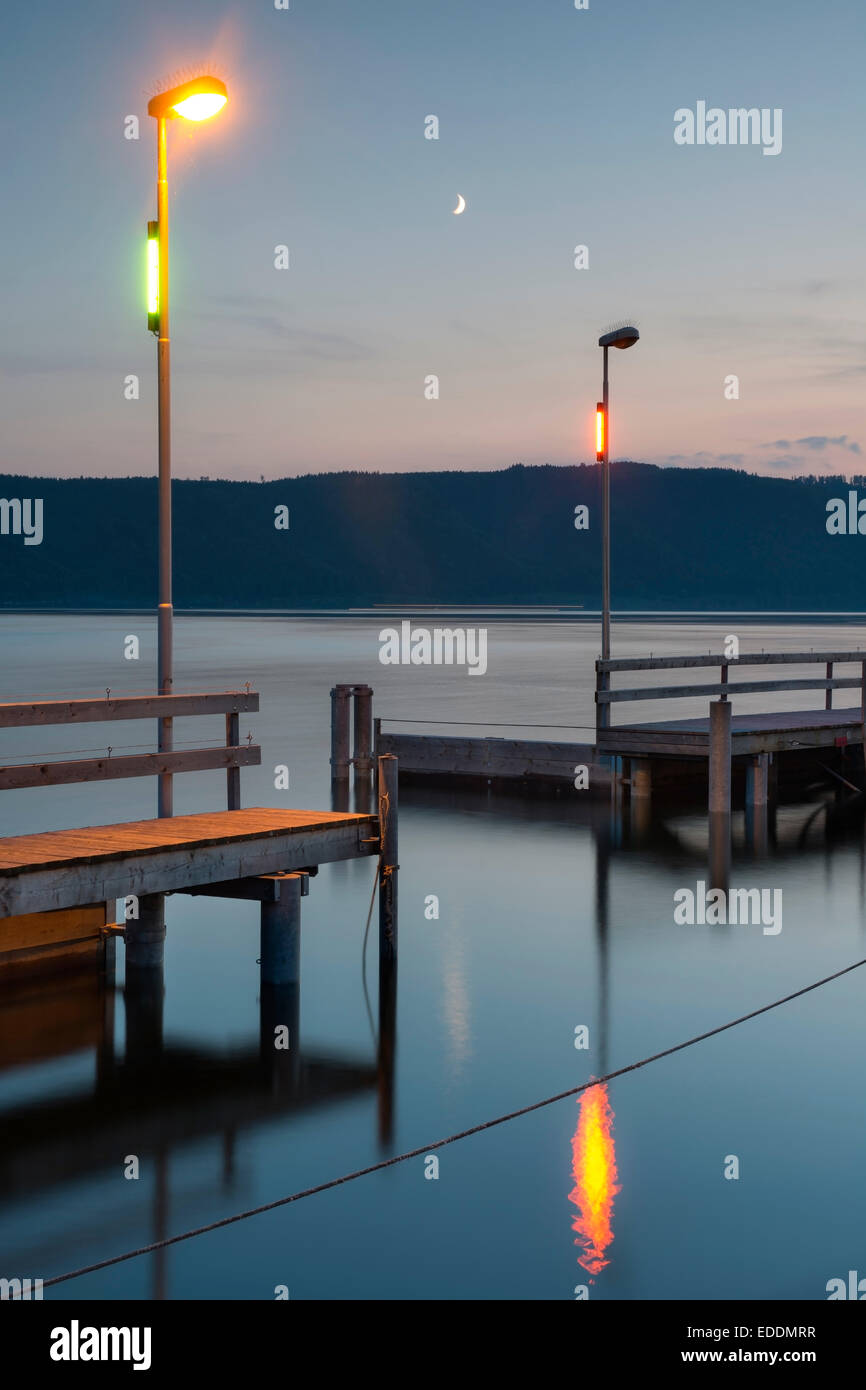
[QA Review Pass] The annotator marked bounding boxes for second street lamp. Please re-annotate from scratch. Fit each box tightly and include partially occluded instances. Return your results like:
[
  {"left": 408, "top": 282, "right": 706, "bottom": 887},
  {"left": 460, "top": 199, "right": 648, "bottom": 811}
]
[
  {"left": 597, "top": 324, "right": 639, "bottom": 671},
  {"left": 146, "top": 76, "right": 228, "bottom": 817}
]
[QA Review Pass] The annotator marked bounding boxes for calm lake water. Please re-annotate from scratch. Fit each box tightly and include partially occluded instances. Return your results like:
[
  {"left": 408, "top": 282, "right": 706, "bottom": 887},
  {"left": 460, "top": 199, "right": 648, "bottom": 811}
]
[{"left": 1, "top": 612, "right": 865, "bottom": 1300}]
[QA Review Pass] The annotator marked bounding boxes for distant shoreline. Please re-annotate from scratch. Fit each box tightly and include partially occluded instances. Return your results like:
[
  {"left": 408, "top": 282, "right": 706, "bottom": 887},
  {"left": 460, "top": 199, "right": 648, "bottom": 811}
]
[{"left": 3, "top": 608, "right": 866, "bottom": 625}]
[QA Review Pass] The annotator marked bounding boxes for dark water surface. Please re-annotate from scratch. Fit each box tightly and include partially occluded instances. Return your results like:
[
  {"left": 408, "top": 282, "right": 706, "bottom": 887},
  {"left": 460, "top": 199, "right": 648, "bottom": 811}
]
[{"left": 1, "top": 613, "right": 864, "bottom": 1300}]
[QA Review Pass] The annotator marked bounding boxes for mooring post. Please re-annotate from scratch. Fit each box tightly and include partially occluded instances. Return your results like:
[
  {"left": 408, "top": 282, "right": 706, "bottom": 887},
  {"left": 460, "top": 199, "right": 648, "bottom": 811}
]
[
  {"left": 378, "top": 754, "right": 399, "bottom": 972},
  {"left": 708, "top": 698, "right": 732, "bottom": 816},
  {"left": 353, "top": 685, "right": 373, "bottom": 775},
  {"left": 330, "top": 684, "right": 351, "bottom": 781},
  {"left": 125, "top": 892, "right": 166, "bottom": 969}
]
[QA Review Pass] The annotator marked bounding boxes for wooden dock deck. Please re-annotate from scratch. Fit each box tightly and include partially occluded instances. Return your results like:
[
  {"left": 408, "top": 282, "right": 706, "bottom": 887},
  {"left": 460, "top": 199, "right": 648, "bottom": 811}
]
[
  {"left": 0, "top": 807, "right": 378, "bottom": 919},
  {"left": 598, "top": 706, "right": 864, "bottom": 758}
]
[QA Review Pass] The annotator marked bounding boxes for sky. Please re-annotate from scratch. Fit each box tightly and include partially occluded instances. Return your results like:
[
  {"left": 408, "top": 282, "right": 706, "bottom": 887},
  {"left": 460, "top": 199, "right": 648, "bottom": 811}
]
[{"left": 1, "top": 0, "right": 864, "bottom": 481}]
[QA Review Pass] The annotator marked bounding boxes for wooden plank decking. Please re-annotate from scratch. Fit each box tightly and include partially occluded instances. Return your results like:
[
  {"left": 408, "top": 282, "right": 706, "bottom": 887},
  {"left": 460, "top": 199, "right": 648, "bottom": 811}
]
[
  {"left": 598, "top": 706, "right": 864, "bottom": 758},
  {"left": 0, "top": 807, "right": 379, "bottom": 919}
]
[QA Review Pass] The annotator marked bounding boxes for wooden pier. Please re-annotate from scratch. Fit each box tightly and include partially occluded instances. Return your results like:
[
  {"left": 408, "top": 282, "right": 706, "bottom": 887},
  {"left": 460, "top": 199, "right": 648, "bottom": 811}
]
[
  {"left": 372, "top": 650, "right": 866, "bottom": 817},
  {"left": 0, "top": 689, "right": 397, "bottom": 990}
]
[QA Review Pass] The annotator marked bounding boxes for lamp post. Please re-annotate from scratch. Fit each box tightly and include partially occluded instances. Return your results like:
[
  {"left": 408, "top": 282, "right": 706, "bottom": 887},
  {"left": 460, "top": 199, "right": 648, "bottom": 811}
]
[
  {"left": 146, "top": 76, "right": 228, "bottom": 816},
  {"left": 596, "top": 325, "right": 639, "bottom": 664}
]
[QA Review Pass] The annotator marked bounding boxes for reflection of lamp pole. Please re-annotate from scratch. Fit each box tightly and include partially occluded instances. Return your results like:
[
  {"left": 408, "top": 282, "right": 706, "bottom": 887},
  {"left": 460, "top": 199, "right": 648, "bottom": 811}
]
[
  {"left": 597, "top": 326, "right": 639, "bottom": 661},
  {"left": 147, "top": 76, "right": 228, "bottom": 817}
]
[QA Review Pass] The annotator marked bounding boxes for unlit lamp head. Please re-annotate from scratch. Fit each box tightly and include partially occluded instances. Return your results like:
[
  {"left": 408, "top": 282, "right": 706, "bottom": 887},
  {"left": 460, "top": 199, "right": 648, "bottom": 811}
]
[
  {"left": 148, "top": 76, "right": 228, "bottom": 121},
  {"left": 598, "top": 325, "right": 639, "bottom": 350}
]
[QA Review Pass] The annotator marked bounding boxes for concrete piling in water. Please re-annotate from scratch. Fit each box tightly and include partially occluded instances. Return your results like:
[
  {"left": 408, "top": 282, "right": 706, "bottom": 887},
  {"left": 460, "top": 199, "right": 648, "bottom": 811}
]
[
  {"left": 124, "top": 892, "right": 166, "bottom": 969},
  {"left": 260, "top": 873, "right": 304, "bottom": 988}
]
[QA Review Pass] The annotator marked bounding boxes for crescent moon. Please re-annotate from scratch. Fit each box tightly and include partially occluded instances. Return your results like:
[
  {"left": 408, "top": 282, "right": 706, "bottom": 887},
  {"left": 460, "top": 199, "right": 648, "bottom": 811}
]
[{"left": 453, "top": 194, "right": 466, "bottom": 215}]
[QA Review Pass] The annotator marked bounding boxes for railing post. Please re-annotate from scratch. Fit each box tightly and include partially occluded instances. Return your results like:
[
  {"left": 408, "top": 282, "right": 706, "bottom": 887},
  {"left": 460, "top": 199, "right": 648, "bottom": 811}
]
[
  {"left": 826, "top": 661, "right": 833, "bottom": 711},
  {"left": 596, "top": 660, "right": 610, "bottom": 736},
  {"left": 226, "top": 710, "right": 240, "bottom": 810}
]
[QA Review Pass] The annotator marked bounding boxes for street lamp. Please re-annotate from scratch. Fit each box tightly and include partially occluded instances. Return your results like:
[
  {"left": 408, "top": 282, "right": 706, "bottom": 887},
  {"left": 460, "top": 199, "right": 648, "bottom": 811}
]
[
  {"left": 146, "top": 76, "right": 228, "bottom": 816},
  {"left": 597, "top": 324, "right": 639, "bottom": 667}
]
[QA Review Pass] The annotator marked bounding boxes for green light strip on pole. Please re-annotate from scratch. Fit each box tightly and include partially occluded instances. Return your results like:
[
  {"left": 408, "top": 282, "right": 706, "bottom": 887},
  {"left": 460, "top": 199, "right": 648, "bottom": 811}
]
[{"left": 147, "top": 220, "right": 159, "bottom": 333}]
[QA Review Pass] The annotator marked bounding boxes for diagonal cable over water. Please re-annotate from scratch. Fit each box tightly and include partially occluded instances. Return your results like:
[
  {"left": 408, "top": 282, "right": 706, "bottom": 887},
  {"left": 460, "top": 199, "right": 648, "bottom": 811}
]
[{"left": 42, "top": 955, "right": 866, "bottom": 1290}]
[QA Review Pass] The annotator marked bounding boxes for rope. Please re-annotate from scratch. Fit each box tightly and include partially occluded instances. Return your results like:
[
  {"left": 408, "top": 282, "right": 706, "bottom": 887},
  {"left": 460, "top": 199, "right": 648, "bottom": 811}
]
[
  {"left": 0, "top": 737, "right": 236, "bottom": 764},
  {"left": 380, "top": 719, "right": 597, "bottom": 730},
  {"left": 41, "top": 953, "right": 866, "bottom": 1291}
]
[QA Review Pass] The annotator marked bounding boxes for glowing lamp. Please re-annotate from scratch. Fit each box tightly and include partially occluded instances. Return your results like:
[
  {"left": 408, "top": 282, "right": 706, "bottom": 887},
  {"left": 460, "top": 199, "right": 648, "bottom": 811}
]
[
  {"left": 147, "top": 77, "right": 228, "bottom": 122},
  {"left": 596, "top": 403, "right": 605, "bottom": 461}
]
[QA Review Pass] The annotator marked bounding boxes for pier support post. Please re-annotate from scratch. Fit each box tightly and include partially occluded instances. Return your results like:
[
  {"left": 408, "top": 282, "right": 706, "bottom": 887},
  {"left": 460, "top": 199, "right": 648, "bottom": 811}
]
[
  {"left": 353, "top": 685, "right": 373, "bottom": 775},
  {"left": 378, "top": 754, "right": 399, "bottom": 973},
  {"left": 631, "top": 760, "right": 652, "bottom": 800},
  {"left": 124, "top": 893, "right": 166, "bottom": 969},
  {"left": 260, "top": 875, "right": 304, "bottom": 1089},
  {"left": 708, "top": 699, "right": 732, "bottom": 816},
  {"left": 629, "top": 758, "right": 652, "bottom": 839},
  {"left": 260, "top": 873, "right": 303, "bottom": 988},
  {"left": 330, "top": 685, "right": 351, "bottom": 782},
  {"left": 745, "top": 754, "right": 769, "bottom": 856}
]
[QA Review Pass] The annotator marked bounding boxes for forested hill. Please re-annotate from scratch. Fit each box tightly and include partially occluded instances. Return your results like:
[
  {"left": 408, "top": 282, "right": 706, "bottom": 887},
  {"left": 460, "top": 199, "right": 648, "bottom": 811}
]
[{"left": 0, "top": 462, "right": 863, "bottom": 610}]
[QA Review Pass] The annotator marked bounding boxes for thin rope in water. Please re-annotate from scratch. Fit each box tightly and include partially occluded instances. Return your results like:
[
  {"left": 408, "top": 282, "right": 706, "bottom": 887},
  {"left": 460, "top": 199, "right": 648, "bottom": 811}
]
[
  {"left": 41, "top": 953, "right": 866, "bottom": 1290},
  {"left": 380, "top": 718, "right": 597, "bottom": 729}
]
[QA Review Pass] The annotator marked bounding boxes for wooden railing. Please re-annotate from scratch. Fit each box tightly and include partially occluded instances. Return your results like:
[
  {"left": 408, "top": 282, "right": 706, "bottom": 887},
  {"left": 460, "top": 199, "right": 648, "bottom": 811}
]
[
  {"left": 595, "top": 652, "right": 866, "bottom": 737},
  {"left": 0, "top": 690, "right": 260, "bottom": 807}
]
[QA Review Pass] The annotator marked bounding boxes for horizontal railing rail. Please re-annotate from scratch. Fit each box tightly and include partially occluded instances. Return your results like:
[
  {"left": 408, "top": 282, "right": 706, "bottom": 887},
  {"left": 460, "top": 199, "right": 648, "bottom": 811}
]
[
  {"left": 0, "top": 689, "right": 261, "bottom": 809},
  {"left": 0, "top": 746, "right": 261, "bottom": 793},
  {"left": 598, "top": 677, "right": 863, "bottom": 705},
  {"left": 0, "top": 691, "right": 258, "bottom": 729},
  {"left": 597, "top": 651, "right": 866, "bottom": 672}
]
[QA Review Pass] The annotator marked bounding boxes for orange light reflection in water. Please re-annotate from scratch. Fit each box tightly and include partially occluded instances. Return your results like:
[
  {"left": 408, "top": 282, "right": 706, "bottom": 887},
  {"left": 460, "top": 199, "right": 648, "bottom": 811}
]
[{"left": 569, "top": 1083, "right": 620, "bottom": 1278}]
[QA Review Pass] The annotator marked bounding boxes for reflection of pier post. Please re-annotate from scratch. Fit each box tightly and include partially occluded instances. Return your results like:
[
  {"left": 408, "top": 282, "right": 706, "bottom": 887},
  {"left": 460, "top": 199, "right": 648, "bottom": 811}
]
[
  {"left": 353, "top": 768, "right": 373, "bottom": 814},
  {"left": 377, "top": 755, "right": 399, "bottom": 1145},
  {"left": 708, "top": 814, "right": 731, "bottom": 894},
  {"left": 593, "top": 819, "right": 611, "bottom": 1078},
  {"left": 124, "top": 908, "right": 165, "bottom": 1069},
  {"left": 260, "top": 874, "right": 303, "bottom": 1089},
  {"left": 153, "top": 1149, "right": 168, "bottom": 1301}
]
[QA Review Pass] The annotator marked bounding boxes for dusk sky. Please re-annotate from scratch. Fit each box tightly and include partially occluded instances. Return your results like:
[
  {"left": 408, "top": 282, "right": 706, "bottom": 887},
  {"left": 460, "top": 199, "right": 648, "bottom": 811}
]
[{"left": 3, "top": 0, "right": 864, "bottom": 480}]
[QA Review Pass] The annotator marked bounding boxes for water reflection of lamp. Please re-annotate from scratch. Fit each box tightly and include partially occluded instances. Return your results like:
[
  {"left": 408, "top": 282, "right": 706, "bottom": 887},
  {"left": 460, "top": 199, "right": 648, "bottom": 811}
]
[{"left": 569, "top": 1082, "right": 620, "bottom": 1278}]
